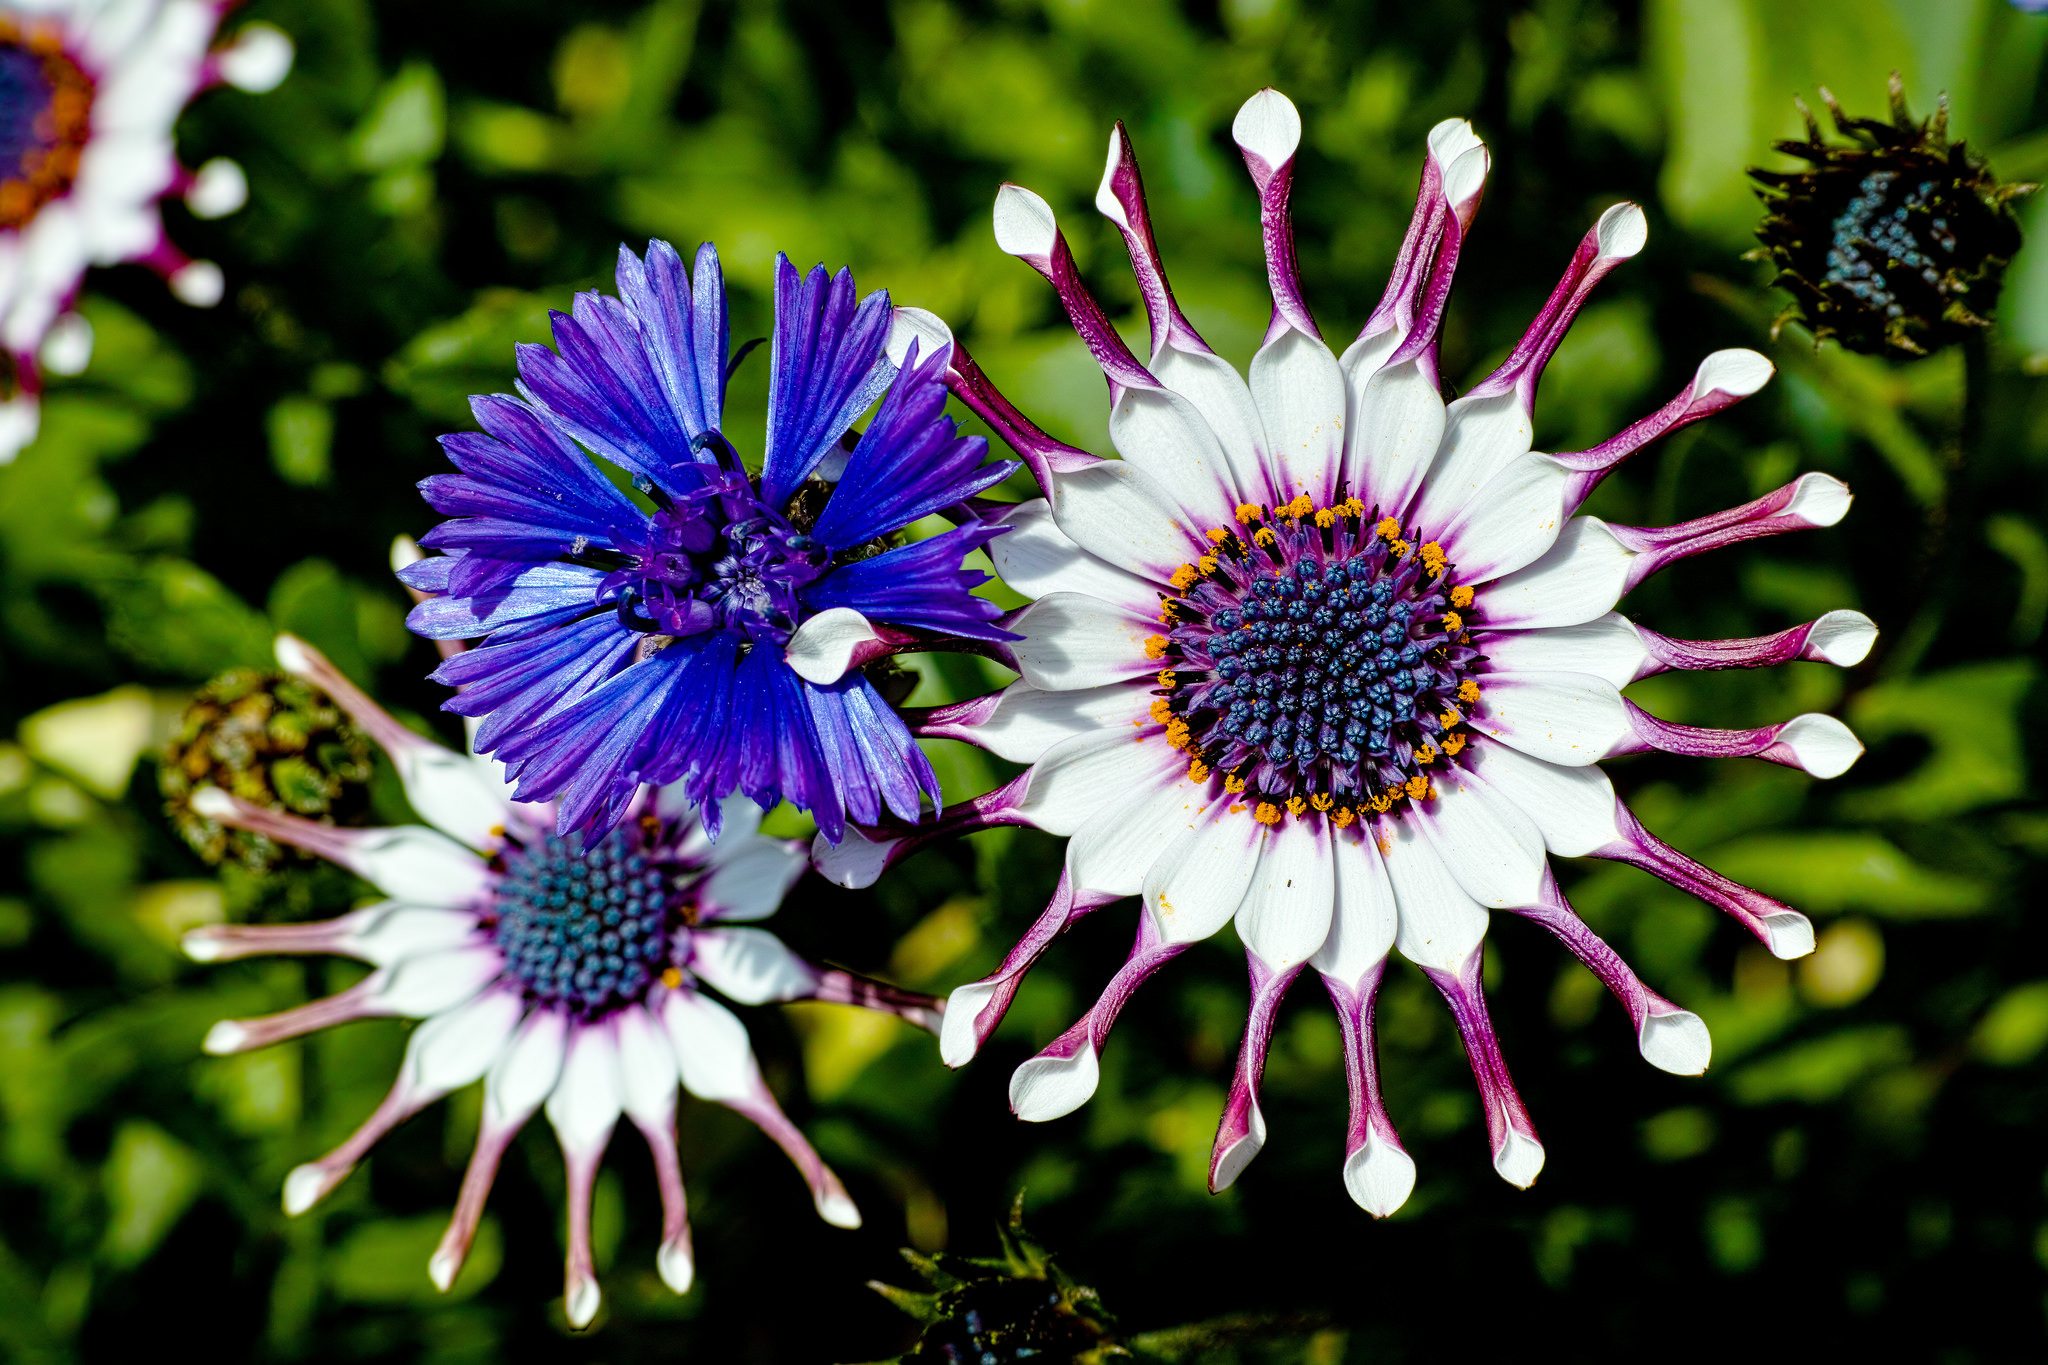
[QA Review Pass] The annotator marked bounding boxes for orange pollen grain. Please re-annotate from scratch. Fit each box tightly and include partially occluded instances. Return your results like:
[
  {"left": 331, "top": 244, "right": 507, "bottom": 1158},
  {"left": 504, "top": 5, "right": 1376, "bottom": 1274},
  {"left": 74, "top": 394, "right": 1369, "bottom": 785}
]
[
  {"left": 1145, "top": 635, "right": 1168, "bottom": 659},
  {"left": 1254, "top": 802, "right": 1283, "bottom": 825},
  {"left": 660, "top": 966, "right": 684, "bottom": 989},
  {"left": 1310, "top": 792, "right": 1334, "bottom": 811},
  {"left": 1442, "top": 611, "right": 1463, "bottom": 632},
  {"left": 1170, "top": 565, "right": 1198, "bottom": 590},
  {"left": 1440, "top": 708, "right": 1462, "bottom": 728},
  {"left": 1187, "top": 760, "right": 1211, "bottom": 782},
  {"left": 1406, "top": 774, "right": 1432, "bottom": 799},
  {"left": 1149, "top": 699, "right": 1174, "bottom": 724},
  {"left": 1235, "top": 503, "right": 1264, "bottom": 524},
  {"left": 1331, "top": 808, "right": 1356, "bottom": 828},
  {"left": 1253, "top": 527, "right": 1277, "bottom": 547},
  {"left": 1416, "top": 745, "right": 1437, "bottom": 765},
  {"left": 1457, "top": 679, "right": 1482, "bottom": 703},
  {"left": 1157, "top": 670, "right": 1178, "bottom": 689},
  {"left": 1224, "top": 774, "right": 1247, "bottom": 793},
  {"left": 1208, "top": 526, "right": 1233, "bottom": 542},
  {"left": 1376, "top": 516, "right": 1402, "bottom": 539},
  {"left": 1450, "top": 585, "right": 1474, "bottom": 608},
  {"left": 1229, "top": 803, "right": 1246, "bottom": 814},
  {"left": 1444, "top": 732, "right": 1468, "bottom": 755}
]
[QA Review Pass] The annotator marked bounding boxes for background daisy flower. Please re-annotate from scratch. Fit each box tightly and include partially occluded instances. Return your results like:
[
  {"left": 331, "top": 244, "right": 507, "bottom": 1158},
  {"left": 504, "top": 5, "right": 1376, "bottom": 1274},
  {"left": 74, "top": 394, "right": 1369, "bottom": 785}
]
[{"left": 184, "top": 634, "right": 938, "bottom": 1327}]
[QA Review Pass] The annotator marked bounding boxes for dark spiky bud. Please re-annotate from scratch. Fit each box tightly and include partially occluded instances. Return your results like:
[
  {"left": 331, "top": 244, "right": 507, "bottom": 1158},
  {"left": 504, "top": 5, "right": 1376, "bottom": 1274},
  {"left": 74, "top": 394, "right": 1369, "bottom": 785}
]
[
  {"left": 1750, "top": 72, "right": 2031, "bottom": 359},
  {"left": 160, "top": 669, "right": 373, "bottom": 870},
  {"left": 859, "top": 1196, "right": 1336, "bottom": 1365}
]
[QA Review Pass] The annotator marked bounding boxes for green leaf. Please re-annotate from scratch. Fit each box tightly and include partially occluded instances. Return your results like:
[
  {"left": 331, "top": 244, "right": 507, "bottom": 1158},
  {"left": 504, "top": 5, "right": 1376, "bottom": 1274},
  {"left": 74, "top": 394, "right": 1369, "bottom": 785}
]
[
  {"left": 1972, "top": 981, "right": 2048, "bottom": 1066},
  {"left": 1840, "top": 660, "right": 2037, "bottom": 821},
  {"left": 1704, "top": 832, "right": 1990, "bottom": 918},
  {"left": 329, "top": 1214, "right": 500, "bottom": 1303},
  {"left": 1726, "top": 1026, "right": 1912, "bottom": 1104},
  {"left": 100, "top": 1121, "right": 202, "bottom": 1268}
]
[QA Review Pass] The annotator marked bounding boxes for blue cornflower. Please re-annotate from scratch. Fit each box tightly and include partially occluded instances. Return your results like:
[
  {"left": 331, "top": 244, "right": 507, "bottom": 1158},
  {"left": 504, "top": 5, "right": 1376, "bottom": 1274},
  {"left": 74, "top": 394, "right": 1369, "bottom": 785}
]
[{"left": 399, "top": 242, "right": 1019, "bottom": 841}]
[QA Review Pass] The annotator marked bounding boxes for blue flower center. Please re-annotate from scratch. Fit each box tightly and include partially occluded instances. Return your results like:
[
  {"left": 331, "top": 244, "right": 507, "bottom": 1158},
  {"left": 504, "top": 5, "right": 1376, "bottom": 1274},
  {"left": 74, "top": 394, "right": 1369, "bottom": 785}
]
[
  {"left": 1154, "top": 500, "right": 1480, "bottom": 823},
  {"left": 0, "top": 35, "right": 91, "bottom": 227},
  {"left": 492, "top": 828, "right": 679, "bottom": 1017},
  {"left": 603, "top": 459, "right": 829, "bottom": 643},
  {"left": 1823, "top": 170, "right": 1957, "bottom": 320}
]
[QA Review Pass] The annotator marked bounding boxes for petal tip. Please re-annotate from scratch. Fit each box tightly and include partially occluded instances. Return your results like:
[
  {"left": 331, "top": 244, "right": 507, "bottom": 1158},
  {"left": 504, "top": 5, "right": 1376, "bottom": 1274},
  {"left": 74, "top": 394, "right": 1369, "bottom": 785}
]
[
  {"left": 1492, "top": 1129, "right": 1546, "bottom": 1189},
  {"left": 1762, "top": 910, "right": 1817, "bottom": 960},
  {"left": 1639, "top": 1010, "right": 1712, "bottom": 1076},
  {"left": 282, "top": 1162, "right": 337, "bottom": 1216},
  {"left": 190, "top": 785, "right": 237, "bottom": 820},
  {"left": 1342, "top": 1136, "right": 1417, "bottom": 1217},
  {"left": 1008, "top": 1044, "right": 1100, "bottom": 1122},
  {"left": 993, "top": 185, "right": 1058, "bottom": 259},
  {"left": 428, "top": 1248, "right": 462, "bottom": 1293},
  {"left": 657, "top": 1240, "right": 695, "bottom": 1293},
  {"left": 1808, "top": 610, "right": 1878, "bottom": 667},
  {"left": 1231, "top": 88, "right": 1302, "bottom": 168},
  {"left": 1786, "top": 473, "right": 1852, "bottom": 527},
  {"left": 1778, "top": 713, "right": 1864, "bottom": 779},
  {"left": 816, "top": 1190, "right": 862, "bottom": 1229},
  {"left": 1595, "top": 202, "right": 1649, "bottom": 259},
  {"left": 565, "top": 1276, "right": 602, "bottom": 1330},
  {"left": 202, "top": 1019, "right": 249, "bottom": 1054},
  {"left": 1694, "top": 348, "right": 1775, "bottom": 399}
]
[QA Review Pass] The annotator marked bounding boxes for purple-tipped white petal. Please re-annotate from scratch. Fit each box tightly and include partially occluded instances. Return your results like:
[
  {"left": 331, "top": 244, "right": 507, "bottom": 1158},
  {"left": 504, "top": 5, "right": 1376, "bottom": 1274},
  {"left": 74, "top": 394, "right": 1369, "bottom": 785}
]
[
  {"left": 1426, "top": 946, "right": 1545, "bottom": 1188},
  {"left": 783, "top": 607, "right": 883, "bottom": 686},
  {"left": 191, "top": 787, "right": 490, "bottom": 905},
  {"left": 431, "top": 1007, "right": 564, "bottom": 1290},
  {"left": 182, "top": 902, "right": 481, "bottom": 967},
  {"left": 809, "top": 824, "right": 904, "bottom": 890},
  {"left": 1465, "top": 671, "right": 1634, "bottom": 767},
  {"left": 1209, "top": 954, "right": 1302, "bottom": 1191},
  {"left": 546, "top": 1024, "right": 623, "bottom": 1331},
  {"left": 1556, "top": 349, "right": 1776, "bottom": 510},
  {"left": 942, "top": 874, "right": 1115, "bottom": 1067},
  {"left": 204, "top": 944, "right": 503, "bottom": 1053},
  {"left": 1609, "top": 704, "right": 1865, "bottom": 778},
  {"left": 1012, "top": 916, "right": 1186, "bottom": 1121},
  {"left": 689, "top": 927, "right": 820, "bottom": 1004}
]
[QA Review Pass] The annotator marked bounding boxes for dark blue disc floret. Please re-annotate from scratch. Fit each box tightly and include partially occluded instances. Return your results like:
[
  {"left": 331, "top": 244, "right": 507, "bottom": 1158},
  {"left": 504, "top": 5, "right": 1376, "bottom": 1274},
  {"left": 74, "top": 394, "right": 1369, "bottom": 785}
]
[{"left": 493, "top": 828, "right": 677, "bottom": 1018}]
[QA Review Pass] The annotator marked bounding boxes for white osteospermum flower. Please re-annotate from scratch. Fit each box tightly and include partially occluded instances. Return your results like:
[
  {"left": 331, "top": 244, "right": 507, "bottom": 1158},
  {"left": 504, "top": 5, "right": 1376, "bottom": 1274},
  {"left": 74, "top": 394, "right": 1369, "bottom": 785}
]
[
  {"left": 0, "top": 0, "right": 291, "bottom": 461},
  {"left": 818, "top": 90, "right": 1873, "bottom": 1214},
  {"left": 186, "top": 635, "right": 937, "bottom": 1328}
]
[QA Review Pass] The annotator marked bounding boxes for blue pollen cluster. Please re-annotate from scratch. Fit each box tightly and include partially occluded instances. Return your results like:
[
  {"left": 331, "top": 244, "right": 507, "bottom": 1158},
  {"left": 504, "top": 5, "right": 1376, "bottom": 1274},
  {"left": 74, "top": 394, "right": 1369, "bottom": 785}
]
[
  {"left": 1824, "top": 171, "right": 1956, "bottom": 320},
  {"left": 492, "top": 829, "right": 678, "bottom": 1017},
  {"left": 1158, "top": 507, "right": 1480, "bottom": 813}
]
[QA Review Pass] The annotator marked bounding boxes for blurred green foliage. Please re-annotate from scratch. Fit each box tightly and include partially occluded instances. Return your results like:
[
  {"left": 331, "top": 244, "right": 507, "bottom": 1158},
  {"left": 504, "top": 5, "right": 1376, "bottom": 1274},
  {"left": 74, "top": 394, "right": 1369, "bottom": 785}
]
[{"left": 1, "top": 0, "right": 2046, "bottom": 1361}]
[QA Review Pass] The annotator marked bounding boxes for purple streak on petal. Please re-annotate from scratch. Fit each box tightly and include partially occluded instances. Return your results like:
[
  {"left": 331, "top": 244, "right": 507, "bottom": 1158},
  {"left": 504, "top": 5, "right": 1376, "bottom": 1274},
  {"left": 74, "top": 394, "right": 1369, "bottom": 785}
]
[
  {"left": 1555, "top": 359, "right": 1774, "bottom": 512},
  {"left": 1385, "top": 206, "right": 1469, "bottom": 374},
  {"left": 1232, "top": 93, "right": 1319, "bottom": 343},
  {"left": 628, "top": 1110, "right": 692, "bottom": 1287},
  {"left": 1320, "top": 961, "right": 1410, "bottom": 1183},
  {"left": 404, "top": 561, "right": 606, "bottom": 642},
  {"left": 1607, "top": 699, "right": 1822, "bottom": 771},
  {"left": 1209, "top": 952, "right": 1305, "bottom": 1192},
  {"left": 940, "top": 868, "right": 1118, "bottom": 1065},
  {"left": 433, "top": 1113, "right": 525, "bottom": 1290},
  {"left": 196, "top": 792, "right": 415, "bottom": 884},
  {"left": 1097, "top": 121, "right": 1216, "bottom": 358},
  {"left": 1359, "top": 156, "right": 1447, "bottom": 345},
  {"left": 287, "top": 1058, "right": 448, "bottom": 1209},
  {"left": 717, "top": 1070, "right": 856, "bottom": 1221},
  {"left": 998, "top": 185, "right": 1157, "bottom": 400},
  {"left": 208, "top": 972, "right": 397, "bottom": 1052},
  {"left": 1592, "top": 799, "right": 1807, "bottom": 956},
  {"left": 1609, "top": 475, "right": 1851, "bottom": 594},
  {"left": 1633, "top": 613, "right": 1874, "bottom": 676},
  {"left": 806, "top": 969, "right": 945, "bottom": 1034},
  {"left": 761, "top": 256, "right": 896, "bottom": 505},
  {"left": 903, "top": 689, "right": 1005, "bottom": 746},
  {"left": 802, "top": 523, "right": 1016, "bottom": 641},
  {"left": 1458, "top": 207, "right": 1643, "bottom": 412},
  {"left": 1014, "top": 912, "right": 1188, "bottom": 1111},
  {"left": 561, "top": 1137, "right": 607, "bottom": 1326},
  {"left": 182, "top": 914, "right": 369, "bottom": 962},
  {"left": 808, "top": 340, "right": 1016, "bottom": 548},
  {"left": 1420, "top": 945, "right": 1543, "bottom": 1181},
  {"left": 942, "top": 338, "right": 1105, "bottom": 500},
  {"left": 1509, "top": 869, "right": 1695, "bottom": 1055}
]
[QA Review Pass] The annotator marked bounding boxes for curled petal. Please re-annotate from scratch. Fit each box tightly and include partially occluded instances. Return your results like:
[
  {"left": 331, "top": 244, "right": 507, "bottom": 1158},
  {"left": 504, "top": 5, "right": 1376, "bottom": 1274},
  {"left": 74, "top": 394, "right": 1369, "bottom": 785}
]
[
  {"left": 942, "top": 872, "right": 1117, "bottom": 1067},
  {"left": 1423, "top": 946, "right": 1545, "bottom": 1188},
  {"left": 1011, "top": 914, "right": 1187, "bottom": 1122},
  {"left": 1607, "top": 702, "right": 1865, "bottom": 778}
]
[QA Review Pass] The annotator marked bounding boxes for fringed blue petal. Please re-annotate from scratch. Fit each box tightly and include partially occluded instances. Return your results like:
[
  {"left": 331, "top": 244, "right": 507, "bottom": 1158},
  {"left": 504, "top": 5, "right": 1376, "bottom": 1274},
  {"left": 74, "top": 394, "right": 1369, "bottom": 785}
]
[
  {"left": 432, "top": 613, "right": 639, "bottom": 754},
  {"left": 759, "top": 255, "right": 895, "bottom": 506},
  {"left": 801, "top": 523, "right": 1018, "bottom": 641},
  {"left": 613, "top": 240, "right": 726, "bottom": 445},
  {"left": 404, "top": 561, "right": 605, "bottom": 641}
]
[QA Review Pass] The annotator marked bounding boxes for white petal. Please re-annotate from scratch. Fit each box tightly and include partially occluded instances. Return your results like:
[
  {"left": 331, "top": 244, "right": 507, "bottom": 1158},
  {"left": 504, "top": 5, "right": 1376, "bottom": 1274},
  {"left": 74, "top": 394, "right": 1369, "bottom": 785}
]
[
  {"left": 1462, "top": 738, "right": 1623, "bottom": 857},
  {"left": 1468, "top": 671, "right": 1633, "bottom": 767},
  {"left": 1048, "top": 459, "right": 1200, "bottom": 582},
  {"left": 1378, "top": 820, "right": 1489, "bottom": 972},
  {"left": 887, "top": 306, "right": 953, "bottom": 367},
  {"left": 783, "top": 607, "right": 880, "bottom": 686},
  {"left": 218, "top": 23, "right": 295, "bottom": 93},
  {"left": 375, "top": 945, "right": 505, "bottom": 1018},
  {"left": 659, "top": 989, "right": 759, "bottom": 1104},
  {"left": 689, "top": 927, "right": 819, "bottom": 1004},
  {"left": 170, "top": 261, "right": 225, "bottom": 308},
  {"left": 1434, "top": 452, "right": 1571, "bottom": 582},
  {"left": 1479, "top": 613, "right": 1649, "bottom": 690},
  {"left": 1141, "top": 805, "right": 1264, "bottom": 945},
  {"left": 1346, "top": 357, "right": 1445, "bottom": 517},
  {"left": 544, "top": 1023, "right": 623, "bottom": 1157},
  {"left": 809, "top": 825, "right": 899, "bottom": 890},
  {"left": 1413, "top": 767, "right": 1549, "bottom": 910},
  {"left": 1233, "top": 819, "right": 1336, "bottom": 969},
  {"left": 1477, "top": 517, "right": 1635, "bottom": 627},
  {"left": 39, "top": 313, "right": 93, "bottom": 375},
  {"left": 1414, "top": 389, "right": 1529, "bottom": 532},
  {"left": 1807, "top": 609, "right": 1879, "bottom": 666},
  {"left": 1108, "top": 386, "right": 1242, "bottom": 529},
  {"left": 1640, "top": 1010, "right": 1712, "bottom": 1076},
  {"left": 989, "top": 501, "right": 1158, "bottom": 612},
  {"left": 1309, "top": 834, "right": 1398, "bottom": 983},
  {"left": 613, "top": 1005, "right": 681, "bottom": 1126},
  {"left": 345, "top": 904, "right": 484, "bottom": 966},
  {"left": 1010, "top": 1043, "right": 1100, "bottom": 1122},
  {"left": 1147, "top": 345, "right": 1269, "bottom": 497},
  {"left": 1343, "top": 1131, "right": 1417, "bottom": 1217},
  {"left": 345, "top": 826, "right": 493, "bottom": 905},
  {"left": 696, "top": 838, "right": 806, "bottom": 923},
  {"left": 993, "top": 183, "right": 1059, "bottom": 258},
  {"left": 185, "top": 157, "right": 248, "bottom": 219},
  {"left": 942, "top": 679, "right": 1152, "bottom": 765},
  {"left": 1067, "top": 761, "right": 1210, "bottom": 896},
  {"left": 1772, "top": 713, "right": 1864, "bottom": 779},
  {"left": 1496, "top": 1128, "right": 1546, "bottom": 1188},
  {"left": 1009, "top": 592, "right": 1158, "bottom": 691},
  {"left": 1232, "top": 88, "right": 1302, "bottom": 166},
  {"left": 1014, "top": 725, "right": 1156, "bottom": 836},
  {"left": 403, "top": 988, "right": 525, "bottom": 1093},
  {"left": 485, "top": 1009, "right": 568, "bottom": 1126},
  {"left": 1249, "top": 328, "right": 1347, "bottom": 505}
]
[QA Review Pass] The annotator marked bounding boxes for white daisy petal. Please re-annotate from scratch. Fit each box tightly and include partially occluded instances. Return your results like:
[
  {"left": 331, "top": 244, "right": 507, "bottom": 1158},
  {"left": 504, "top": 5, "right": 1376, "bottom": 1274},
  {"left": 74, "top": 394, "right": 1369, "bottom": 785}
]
[
  {"left": 1248, "top": 328, "right": 1348, "bottom": 507},
  {"left": 696, "top": 837, "right": 807, "bottom": 922},
  {"left": 1475, "top": 516, "right": 1636, "bottom": 624},
  {"left": 688, "top": 927, "right": 821, "bottom": 1005},
  {"left": 1141, "top": 801, "right": 1265, "bottom": 944},
  {"left": 1467, "top": 670, "right": 1634, "bottom": 767},
  {"left": 1013, "top": 724, "right": 1159, "bottom": 836},
  {"left": 1309, "top": 834, "right": 1399, "bottom": 984},
  {"left": 1413, "top": 766, "right": 1549, "bottom": 910},
  {"left": 1233, "top": 818, "right": 1336, "bottom": 969},
  {"left": 1480, "top": 613, "right": 1650, "bottom": 690},
  {"left": 988, "top": 500, "right": 1158, "bottom": 612},
  {"left": 1008, "top": 592, "right": 1159, "bottom": 691},
  {"left": 1047, "top": 459, "right": 1201, "bottom": 582},
  {"left": 1066, "top": 758, "right": 1210, "bottom": 896},
  {"left": 1377, "top": 818, "right": 1489, "bottom": 972},
  {"left": 919, "top": 679, "right": 1155, "bottom": 765},
  {"left": 612, "top": 1004, "right": 682, "bottom": 1127}
]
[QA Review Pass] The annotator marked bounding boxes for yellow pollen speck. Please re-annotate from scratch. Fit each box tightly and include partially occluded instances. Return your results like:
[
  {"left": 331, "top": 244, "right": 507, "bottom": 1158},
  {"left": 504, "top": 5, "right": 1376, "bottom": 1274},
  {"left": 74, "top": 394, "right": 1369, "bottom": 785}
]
[
  {"left": 1149, "top": 699, "right": 1174, "bottom": 724},
  {"left": 1376, "top": 829, "right": 1393, "bottom": 854},
  {"left": 1145, "top": 635, "right": 1168, "bottom": 659},
  {"left": 1331, "top": 807, "right": 1356, "bottom": 828},
  {"left": 1253, "top": 526, "right": 1277, "bottom": 547},
  {"left": 1165, "top": 721, "right": 1192, "bottom": 750},
  {"left": 1416, "top": 744, "right": 1437, "bottom": 765},
  {"left": 1197, "top": 555, "right": 1218, "bottom": 575},
  {"left": 1187, "top": 759, "right": 1211, "bottom": 782},
  {"left": 1420, "top": 542, "right": 1447, "bottom": 576},
  {"left": 1440, "top": 707, "right": 1462, "bottom": 728},
  {"left": 1229, "top": 803, "right": 1246, "bottom": 814},
  {"left": 660, "top": 966, "right": 683, "bottom": 989},
  {"left": 1457, "top": 679, "right": 1481, "bottom": 703},
  {"left": 1254, "top": 802, "right": 1283, "bottom": 825},
  {"left": 1442, "top": 611, "right": 1463, "bottom": 632},
  {"left": 1406, "top": 773, "right": 1432, "bottom": 800},
  {"left": 1158, "top": 670, "right": 1178, "bottom": 689},
  {"left": 1368, "top": 792, "right": 1395, "bottom": 813},
  {"left": 1450, "top": 585, "right": 1474, "bottom": 608},
  {"left": 1285, "top": 795, "right": 1307, "bottom": 816},
  {"left": 1235, "top": 503, "right": 1264, "bottom": 524},
  {"left": 1343, "top": 497, "right": 1366, "bottom": 517},
  {"left": 1376, "top": 516, "right": 1402, "bottom": 539},
  {"left": 1286, "top": 494, "right": 1315, "bottom": 519},
  {"left": 1208, "top": 526, "right": 1233, "bottom": 543},
  {"left": 1314, "top": 507, "right": 1337, "bottom": 528},
  {"left": 1224, "top": 774, "right": 1247, "bottom": 793},
  {"left": 1310, "top": 792, "right": 1334, "bottom": 811},
  {"left": 1444, "top": 732, "right": 1468, "bottom": 755},
  {"left": 1170, "top": 565, "right": 1198, "bottom": 590}
]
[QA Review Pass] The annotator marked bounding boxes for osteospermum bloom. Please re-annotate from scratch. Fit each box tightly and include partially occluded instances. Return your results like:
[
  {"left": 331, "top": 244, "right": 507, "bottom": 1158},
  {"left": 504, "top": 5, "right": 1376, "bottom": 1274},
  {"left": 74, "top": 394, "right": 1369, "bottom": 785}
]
[
  {"left": 400, "top": 240, "right": 1018, "bottom": 841},
  {"left": 820, "top": 91, "right": 1874, "bottom": 1214},
  {"left": 185, "top": 635, "right": 938, "bottom": 1327},
  {"left": 0, "top": 0, "right": 291, "bottom": 460}
]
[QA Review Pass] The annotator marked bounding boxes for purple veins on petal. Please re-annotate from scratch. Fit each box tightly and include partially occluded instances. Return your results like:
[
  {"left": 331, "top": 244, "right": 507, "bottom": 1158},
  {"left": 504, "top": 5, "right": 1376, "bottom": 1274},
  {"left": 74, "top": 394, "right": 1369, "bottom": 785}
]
[
  {"left": 613, "top": 240, "right": 726, "bottom": 444},
  {"left": 1210, "top": 953, "right": 1305, "bottom": 1192},
  {"left": 760, "top": 256, "right": 896, "bottom": 505},
  {"left": 1423, "top": 946, "right": 1545, "bottom": 1188},
  {"left": 403, "top": 560, "right": 609, "bottom": 642},
  {"left": 802, "top": 523, "right": 1016, "bottom": 641}
]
